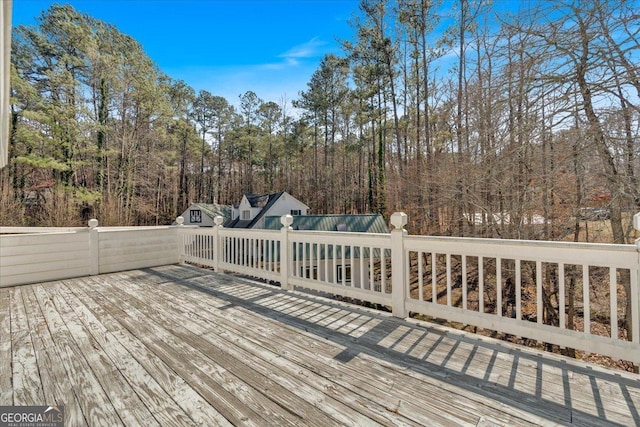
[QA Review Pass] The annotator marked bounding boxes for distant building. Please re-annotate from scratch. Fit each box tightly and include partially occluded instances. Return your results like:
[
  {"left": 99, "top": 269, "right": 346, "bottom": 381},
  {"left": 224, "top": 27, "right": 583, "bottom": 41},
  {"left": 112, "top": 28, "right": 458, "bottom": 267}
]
[
  {"left": 228, "top": 192, "right": 309, "bottom": 229},
  {"left": 178, "top": 192, "right": 309, "bottom": 228},
  {"left": 177, "top": 203, "right": 233, "bottom": 227},
  {"left": 465, "top": 212, "right": 546, "bottom": 226},
  {"left": 179, "top": 192, "right": 389, "bottom": 241}
]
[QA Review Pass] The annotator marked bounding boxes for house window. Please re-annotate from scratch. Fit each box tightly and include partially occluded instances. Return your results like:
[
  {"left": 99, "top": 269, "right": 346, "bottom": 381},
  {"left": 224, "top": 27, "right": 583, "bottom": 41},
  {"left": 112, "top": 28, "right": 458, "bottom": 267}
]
[
  {"left": 336, "top": 265, "right": 352, "bottom": 284},
  {"left": 302, "top": 266, "right": 318, "bottom": 280},
  {"left": 190, "top": 209, "right": 202, "bottom": 223},
  {"left": 290, "top": 209, "right": 302, "bottom": 216},
  {"left": 242, "top": 210, "right": 251, "bottom": 220}
]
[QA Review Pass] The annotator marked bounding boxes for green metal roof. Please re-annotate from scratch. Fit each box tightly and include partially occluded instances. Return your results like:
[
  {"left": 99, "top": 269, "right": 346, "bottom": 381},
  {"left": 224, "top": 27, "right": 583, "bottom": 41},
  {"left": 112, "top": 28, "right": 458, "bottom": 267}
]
[
  {"left": 193, "top": 203, "right": 232, "bottom": 225},
  {"left": 264, "top": 214, "right": 389, "bottom": 233}
]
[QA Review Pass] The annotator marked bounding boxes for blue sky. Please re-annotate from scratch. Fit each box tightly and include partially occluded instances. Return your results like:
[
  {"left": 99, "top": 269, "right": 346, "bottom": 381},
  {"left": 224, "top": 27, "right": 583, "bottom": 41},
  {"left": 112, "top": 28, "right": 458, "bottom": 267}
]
[{"left": 12, "top": 0, "right": 360, "bottom": 107}]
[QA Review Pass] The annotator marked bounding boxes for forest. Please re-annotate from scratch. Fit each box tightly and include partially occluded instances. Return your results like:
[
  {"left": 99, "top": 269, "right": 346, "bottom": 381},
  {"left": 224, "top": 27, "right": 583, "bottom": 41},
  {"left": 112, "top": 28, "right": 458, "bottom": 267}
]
[{"left": 2, "top": 0, "right": 639, "bottom": 243}]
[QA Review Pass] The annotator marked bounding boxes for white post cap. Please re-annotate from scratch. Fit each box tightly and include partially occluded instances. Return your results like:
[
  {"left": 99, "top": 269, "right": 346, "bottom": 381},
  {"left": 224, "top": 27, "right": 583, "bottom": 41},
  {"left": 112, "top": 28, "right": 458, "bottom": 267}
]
[
  {"left": 88, "top": 219, "right": 98, "bottom": 228},
  {"left": 281, "top": 214, "right": 293, "bottom": 228},
  {"left": 176, "top": 216, "right": 184, "bottom": 226},
  {"left": 390, "top": 212, "right": 408, "bottom": 230},
  {"left": 214, "top": 215, "right": 224, "bottom": 226}
]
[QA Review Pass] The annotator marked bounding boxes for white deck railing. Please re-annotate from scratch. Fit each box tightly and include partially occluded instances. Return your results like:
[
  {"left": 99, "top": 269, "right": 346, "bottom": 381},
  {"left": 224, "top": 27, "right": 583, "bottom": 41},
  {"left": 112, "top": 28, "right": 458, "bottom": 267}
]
[
  {"left": 288, "top": 230, "right": 393, "bottom": 306},
  {"left": 1, "top": 212, "right": 639, "bottom": 364},
  {"left": 402, "top": 234, "right": 639, "bottom": 363},
  {"left": 177, "top": 212, "right": 640, "bottom": 364}
]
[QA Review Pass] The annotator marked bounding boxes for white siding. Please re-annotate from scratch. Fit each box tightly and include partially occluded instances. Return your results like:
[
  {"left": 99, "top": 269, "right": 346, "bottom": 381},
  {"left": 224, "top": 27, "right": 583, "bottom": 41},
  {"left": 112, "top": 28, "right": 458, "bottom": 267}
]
[
  {"left": 98, "top": 228, "right": 179, "bottom": 273},
  {"left": 0, "top": 226, "right": 181, "bottom": 286},
  {"left": 0, "top": 232, "right": 91, "bottom": 287},
  {"left": 254, "top": 193, "right": 309, "bottom": 229}
]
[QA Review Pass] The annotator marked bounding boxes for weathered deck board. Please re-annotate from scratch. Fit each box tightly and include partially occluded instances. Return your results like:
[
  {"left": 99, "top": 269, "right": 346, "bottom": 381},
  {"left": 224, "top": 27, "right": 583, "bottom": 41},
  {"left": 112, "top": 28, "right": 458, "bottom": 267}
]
[
  {"left": 44, "top": 281, "right": 160, "bottom": 427},
  {"left": 31, "top": 283, "right": 126, "bottom": 426},
  {"left": 83, "top": 280, "right": 267, "bottom": 427},
  {"left": 91, "top": 277, "right": 329, "bottom": 427},
  {"left": 117, "top": 273, "right": 427, "bottom": 427},
  {"left": 10, "top": 287, "right": 45, "bottom": 406},
  {"left": 164, "top": 278, "right": 568, "bottom": 423},
  {"left": 2, "top": 265, "right": 639, "bottom": 426},
  {"left": 0, "top": 288, "right": 12, "bottom": 406},
  {"left": 64, "top": 281, "right": 232, "bottom": 427},
  {"left": 52, "top": 282, "right": 196, "bottom": 427},
  {"left": 149, "top": 273, "right": 557, "bottom": 426},
  {"left": 20, "top": 286, "right": 87, "bottom": 426},
  {"left": 115, "top": 275, "right": 443, "bottom": 427},
  {"left": 134, "top": 276, "right": 509, "bottom": 426}
]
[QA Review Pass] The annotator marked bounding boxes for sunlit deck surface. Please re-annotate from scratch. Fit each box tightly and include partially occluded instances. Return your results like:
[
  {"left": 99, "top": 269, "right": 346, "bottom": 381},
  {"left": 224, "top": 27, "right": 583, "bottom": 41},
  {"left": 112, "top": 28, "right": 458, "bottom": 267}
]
[{"left": 1, "top": 265, "right": 639, "bottom": 426}]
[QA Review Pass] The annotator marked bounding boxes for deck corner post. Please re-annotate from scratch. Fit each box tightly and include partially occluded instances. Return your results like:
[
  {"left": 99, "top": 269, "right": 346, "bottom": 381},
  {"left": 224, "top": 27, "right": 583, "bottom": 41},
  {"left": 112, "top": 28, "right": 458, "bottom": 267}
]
[
  {"left": 633, "top": 213, "right": 640, "bottom": 348},
  {"left": 280, "top": 214, "right": 294, "bottom": 291},
  {"left": 390, "top": 212, "right": 408, "bottom": 318},
  {"left": 213, "top": 215, "right": 224, "bottom": 272},
  {"left": 88, "top": 219, "right": 99, "bottom": 275},
  {"left": 175, "top": 216, "right": 186, "bottom": 264},
  {"left": 634, "top": 212, "right": 640, "bottom": 254}
]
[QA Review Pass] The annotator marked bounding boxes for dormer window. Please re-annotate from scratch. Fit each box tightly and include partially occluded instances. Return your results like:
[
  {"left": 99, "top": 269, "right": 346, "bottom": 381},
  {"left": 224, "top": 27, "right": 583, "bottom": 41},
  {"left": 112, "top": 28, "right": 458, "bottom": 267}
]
[
  {"left": 242, "top": 210, "right": 251, "bottom": 220},
  {"left": 190, "top": 209, "right": 202, "bottom": 223}
]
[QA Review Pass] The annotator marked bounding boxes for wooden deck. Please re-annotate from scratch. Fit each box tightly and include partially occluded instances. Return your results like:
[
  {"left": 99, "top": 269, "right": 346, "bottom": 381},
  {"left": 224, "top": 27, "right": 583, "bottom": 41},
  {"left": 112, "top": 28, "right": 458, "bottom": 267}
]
[{"left": 1, "top": 265, "right": 639, "bottom": 426}]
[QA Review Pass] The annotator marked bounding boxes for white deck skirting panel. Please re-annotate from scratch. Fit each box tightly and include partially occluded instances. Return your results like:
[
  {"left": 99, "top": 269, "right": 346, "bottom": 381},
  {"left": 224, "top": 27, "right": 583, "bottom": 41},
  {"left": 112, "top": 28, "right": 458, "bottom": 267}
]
[
  {"left": 98, "top": 228, "right": 179, "bottom": 274},
  {"left": 0, "top": 231, "right": 91, "bottom": 287},
  {"left": 0, "top": 225, "right": 180, "bottom": 287}
]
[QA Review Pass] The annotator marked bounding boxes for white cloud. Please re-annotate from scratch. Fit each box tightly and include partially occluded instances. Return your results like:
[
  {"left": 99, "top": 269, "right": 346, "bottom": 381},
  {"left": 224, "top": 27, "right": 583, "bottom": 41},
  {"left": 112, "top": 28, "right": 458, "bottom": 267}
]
[
  {"left": 255, "top": 38, "right": 326, "bottom": 71},
  {"left": 164, "top": 38, "right": 330, "bottom": 111},
  {"left": 259, "top": 57, "right": 300, "bottom": 71},
  {"left": 278, "top": 37, "right": 326, "bottom": 60}
]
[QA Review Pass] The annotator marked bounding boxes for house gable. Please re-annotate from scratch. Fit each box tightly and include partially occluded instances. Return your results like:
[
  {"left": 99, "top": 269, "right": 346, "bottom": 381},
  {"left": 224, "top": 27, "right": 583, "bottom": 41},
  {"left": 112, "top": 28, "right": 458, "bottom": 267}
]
[
  {"left": 229, "top": 192, "right": 309, "bottom": 229},
  {"left": 178, "top": 203, "right": 232, "bottom": 227},
  {"left": 237, "top": 195, "right": 262, "bottom": 221}
]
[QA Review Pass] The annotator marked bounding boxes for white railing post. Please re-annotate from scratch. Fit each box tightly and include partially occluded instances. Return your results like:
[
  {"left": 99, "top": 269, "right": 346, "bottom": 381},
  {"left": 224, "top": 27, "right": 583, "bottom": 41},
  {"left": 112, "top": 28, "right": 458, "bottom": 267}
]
[
  {"left": 213, "top": 215, "right": 223, "bottom": 272},
  {"left": 175, "top": 216, "right": 185, "bottom": 264},
  {"left": 88, "top": 219, "right": 99, "bottom": 275},
  {"left": 633, "top": 212, "right": 640, "bottom": 345},
  {"left": 280, "top": 214, "right": 293, "bottom": 291},
  {"left": 390, "top": 212, "right": 408, "bottom": 318}
]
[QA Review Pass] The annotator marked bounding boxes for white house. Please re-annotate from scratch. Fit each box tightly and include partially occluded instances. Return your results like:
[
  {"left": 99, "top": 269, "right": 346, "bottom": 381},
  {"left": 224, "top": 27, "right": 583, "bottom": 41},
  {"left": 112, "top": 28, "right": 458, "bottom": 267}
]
[
  {"left": 465, "top": 212, "right": 546, "bottom": 225},
  {"left": 228, "top": 192, "right": 309, "bottom": 229}
]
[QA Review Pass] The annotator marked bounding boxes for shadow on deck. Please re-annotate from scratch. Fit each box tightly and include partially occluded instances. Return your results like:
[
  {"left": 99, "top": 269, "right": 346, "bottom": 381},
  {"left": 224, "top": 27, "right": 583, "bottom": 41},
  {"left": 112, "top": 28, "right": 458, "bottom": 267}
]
[{"left": 147, "top": 265, "right": 640, "bottom": 426}]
